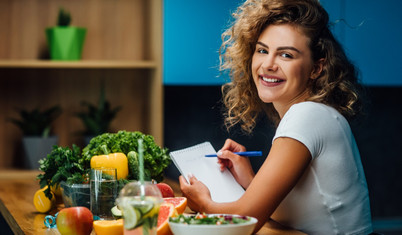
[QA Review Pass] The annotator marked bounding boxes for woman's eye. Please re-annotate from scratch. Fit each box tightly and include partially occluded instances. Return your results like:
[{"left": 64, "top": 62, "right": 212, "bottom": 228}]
[
  {"left": 280, "top": 52, "right": 293, "bottom": 58},
  {"left": 256, "top": 48, "right": 268, "bottom": 54}
]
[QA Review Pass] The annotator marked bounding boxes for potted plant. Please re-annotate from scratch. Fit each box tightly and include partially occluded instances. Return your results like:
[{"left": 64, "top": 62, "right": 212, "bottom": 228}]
[
  {"left": 75, "top": 85, "right": 122, "bottom": 144},
  {"left": 46, "top": 7, "right": 87, "bottom": 60},
  {"left": 9, "top": 106, "right": 62, "bottom": 169}
]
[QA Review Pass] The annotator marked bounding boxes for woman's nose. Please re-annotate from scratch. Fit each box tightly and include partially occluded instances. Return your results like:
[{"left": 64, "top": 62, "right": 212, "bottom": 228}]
[{"left": 262, "top": 55, "right": 278, "bottom": 71}]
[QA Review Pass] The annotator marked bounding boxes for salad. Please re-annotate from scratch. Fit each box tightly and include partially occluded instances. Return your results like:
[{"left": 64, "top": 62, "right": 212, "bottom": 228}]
[{"left": 169, "top": 213, "right": 251, "bottom": 225}]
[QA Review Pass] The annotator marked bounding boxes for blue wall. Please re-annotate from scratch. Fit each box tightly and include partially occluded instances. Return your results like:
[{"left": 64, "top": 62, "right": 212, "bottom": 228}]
[
  {"left": 164, "top": 0, "right": 402, "bottom": 86},
  {"left": 163, "top": 0, "right": 242, "bottom": 85},
  {"left": 321, "top": 0, "right": 402, "bottom": 86}
]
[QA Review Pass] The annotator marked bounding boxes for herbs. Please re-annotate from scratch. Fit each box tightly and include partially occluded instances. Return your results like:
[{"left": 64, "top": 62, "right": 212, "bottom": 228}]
[
  {"left": 169, "top": 213, "right": 251, "bottom": 225},
  {"left": 37, "top": 145, "right": 87, "bottom": 199}
]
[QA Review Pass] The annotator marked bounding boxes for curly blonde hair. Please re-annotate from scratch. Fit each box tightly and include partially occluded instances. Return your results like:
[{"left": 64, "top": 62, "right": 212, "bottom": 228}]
[{"left": 220, "top": 0, "right": 363, "bottom": 133}]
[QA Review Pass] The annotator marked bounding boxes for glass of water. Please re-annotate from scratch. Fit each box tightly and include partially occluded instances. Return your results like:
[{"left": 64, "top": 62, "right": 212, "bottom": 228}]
[{"left": 90, "top": 167, "right": 118, "bottom": 220}]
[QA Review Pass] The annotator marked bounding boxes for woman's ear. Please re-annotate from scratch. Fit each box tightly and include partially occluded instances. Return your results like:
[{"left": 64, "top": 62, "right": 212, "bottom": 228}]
[{"left": 310, "top": 58, "right": 324, "bottom": 79}]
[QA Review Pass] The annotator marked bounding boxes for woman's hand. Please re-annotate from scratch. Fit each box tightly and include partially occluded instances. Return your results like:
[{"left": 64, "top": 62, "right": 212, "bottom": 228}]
[
  {"left": 179, "top": 174, "right": 212, "bottom": 212},
  {"left": 217, "top": 139, "right": 255, "bottom": 189}
]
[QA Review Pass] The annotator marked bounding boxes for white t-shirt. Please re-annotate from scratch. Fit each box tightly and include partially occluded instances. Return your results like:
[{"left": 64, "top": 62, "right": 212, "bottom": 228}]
[{"left": 271, "top": 102, "right": 372, "bottom": 235}]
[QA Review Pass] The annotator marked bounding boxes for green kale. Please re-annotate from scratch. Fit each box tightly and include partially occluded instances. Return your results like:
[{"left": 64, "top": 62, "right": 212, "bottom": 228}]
[{"left": 81, "top": 130, "right": 170, "bottom": 182}]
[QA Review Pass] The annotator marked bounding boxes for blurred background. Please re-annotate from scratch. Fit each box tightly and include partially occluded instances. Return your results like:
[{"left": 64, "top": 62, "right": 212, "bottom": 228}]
[{"left": 0, "top": 0, "right": 401, "bottom": 233}]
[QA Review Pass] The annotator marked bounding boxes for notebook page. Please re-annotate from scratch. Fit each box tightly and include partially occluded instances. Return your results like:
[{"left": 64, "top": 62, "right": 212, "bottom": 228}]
[{"left": 170, "top": 142, "right": 245, "bottom": 202}]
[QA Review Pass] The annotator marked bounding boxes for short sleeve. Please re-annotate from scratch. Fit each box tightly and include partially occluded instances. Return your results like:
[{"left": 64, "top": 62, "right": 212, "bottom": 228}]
[{"left": 273, "top": 102, "right": 338, "bottom": 159}]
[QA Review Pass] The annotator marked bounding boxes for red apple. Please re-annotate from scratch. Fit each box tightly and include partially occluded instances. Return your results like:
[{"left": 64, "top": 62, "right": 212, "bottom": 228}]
[
  {"left": 156, "top": 182, "right": 175, "bottom": 198},
  {"left": 56, "top": 207, "right": 93, "bottom": 235}
]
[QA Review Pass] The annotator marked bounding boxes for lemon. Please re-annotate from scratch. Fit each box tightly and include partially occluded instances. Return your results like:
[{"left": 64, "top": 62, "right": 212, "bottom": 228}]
[
  {"left": 143, "top": 203, "right": 160, "bottom": 218},
  {"left": 33, "top": 186, "right": 55, "bottom": 213},
  {"left": 140, "top": 196, "right": 160, "bottom": 218}
]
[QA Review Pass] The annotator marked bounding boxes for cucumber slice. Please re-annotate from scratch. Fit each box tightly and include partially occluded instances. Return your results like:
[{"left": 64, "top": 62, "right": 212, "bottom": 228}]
[
  {"left": 111, "top": 205, "right": 122, "bottom": 218},
  {"left": 122, "top": 205, "right": 141, "bottom": 230}
]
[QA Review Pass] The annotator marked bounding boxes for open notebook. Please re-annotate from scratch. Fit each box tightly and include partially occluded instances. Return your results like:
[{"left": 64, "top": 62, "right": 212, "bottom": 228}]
[{"left": 169, "top": 142, "right": 245, "bottom": 202}]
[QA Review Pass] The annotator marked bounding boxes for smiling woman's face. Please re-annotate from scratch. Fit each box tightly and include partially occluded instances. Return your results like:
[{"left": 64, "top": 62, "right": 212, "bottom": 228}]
[{"left": 252, "top": 24, "right": 320, "bottom": 116}]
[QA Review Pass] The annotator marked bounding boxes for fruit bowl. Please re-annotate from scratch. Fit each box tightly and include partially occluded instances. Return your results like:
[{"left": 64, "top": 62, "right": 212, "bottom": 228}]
[{"left": 168, "top": 214, "right": 258, "bottom": 235}]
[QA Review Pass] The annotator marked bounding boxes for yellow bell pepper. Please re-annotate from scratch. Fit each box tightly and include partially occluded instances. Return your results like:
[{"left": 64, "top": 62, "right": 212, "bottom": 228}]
[{"left": 91, "top": 152, "right": 129, "bottom": 180}]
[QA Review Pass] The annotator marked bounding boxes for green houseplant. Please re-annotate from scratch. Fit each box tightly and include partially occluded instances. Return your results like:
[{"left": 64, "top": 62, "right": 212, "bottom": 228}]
[
  {"left": 75, "top": 85, "right": 122, "bottom": 143},
  {"left": 46, "top": 7, "right": 87, "bottom": 60},
  {"left": 9, "top": 106, "right": 62, "bottom": 169}
]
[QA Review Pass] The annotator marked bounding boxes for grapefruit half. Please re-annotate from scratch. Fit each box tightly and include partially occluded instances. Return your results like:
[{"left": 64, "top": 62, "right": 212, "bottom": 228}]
[
  {"left": 163, "top": 197, "right": 187, "bottom": 214},
  {"left": 157, "top": 203, "right": 177, "bottom": 235}
]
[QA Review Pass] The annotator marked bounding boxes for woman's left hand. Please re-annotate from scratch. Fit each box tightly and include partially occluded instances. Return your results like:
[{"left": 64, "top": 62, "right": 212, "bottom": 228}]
[
  {"left": 218, "top": 139, "right": 255, "bottom": 189},
  {"left": 179, "top": 174, "right": 212, "bottom": 212}
]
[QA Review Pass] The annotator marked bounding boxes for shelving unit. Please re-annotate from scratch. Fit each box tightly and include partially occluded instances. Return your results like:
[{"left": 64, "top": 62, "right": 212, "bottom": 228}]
[
  {"left": 0, "top": 60, "right": 157, "bottom": 69},
  {"left": 0, "top": 0, "right": 163, "bottom": 168}
]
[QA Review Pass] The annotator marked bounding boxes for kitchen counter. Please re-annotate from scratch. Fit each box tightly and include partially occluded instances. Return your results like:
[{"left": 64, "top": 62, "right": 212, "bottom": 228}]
[{"left": 0, "top": 170, "right": 305, "bottom": 235}]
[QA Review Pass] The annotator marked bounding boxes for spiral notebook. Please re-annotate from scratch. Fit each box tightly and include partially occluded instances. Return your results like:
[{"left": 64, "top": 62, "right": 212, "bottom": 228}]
[{"left": 169, "top": 142, "right": 245, "bottom": 203}]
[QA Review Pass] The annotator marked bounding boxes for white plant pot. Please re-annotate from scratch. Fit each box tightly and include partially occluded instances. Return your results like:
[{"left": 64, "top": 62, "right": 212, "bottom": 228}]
[{"left": 22, "top": 136, "right": 58, "bottom": 169}]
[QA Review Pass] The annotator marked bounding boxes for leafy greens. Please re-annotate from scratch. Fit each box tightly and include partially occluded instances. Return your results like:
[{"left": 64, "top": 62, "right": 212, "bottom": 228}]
[{"left": 37, "top": 130, "right": 170, "bottom": 199}]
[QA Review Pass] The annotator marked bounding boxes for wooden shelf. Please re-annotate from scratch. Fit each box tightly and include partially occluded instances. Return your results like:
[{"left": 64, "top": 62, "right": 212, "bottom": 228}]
[
  {"left": 0, "top": 60, "right": 157, "bottom": 69},
  {"left": 0, "top": 0, "right": 164, "bottom": 169}
]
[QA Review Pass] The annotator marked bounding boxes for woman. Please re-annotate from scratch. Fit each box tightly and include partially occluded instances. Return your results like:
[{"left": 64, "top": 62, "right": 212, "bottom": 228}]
[{"left": 179, "top": 0, "right": 373, "bottom": 234}]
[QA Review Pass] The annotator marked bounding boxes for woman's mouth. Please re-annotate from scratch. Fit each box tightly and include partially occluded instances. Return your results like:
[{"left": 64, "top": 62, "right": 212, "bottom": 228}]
[{"left": 259, "top": 75, "right": 284, "bottom": 86}]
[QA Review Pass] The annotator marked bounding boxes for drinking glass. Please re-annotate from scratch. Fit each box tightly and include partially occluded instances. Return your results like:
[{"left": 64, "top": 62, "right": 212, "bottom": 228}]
[
  {"left": 116, "top": 181, "right": 163, "bottom": 235},
  {"left": 90, "top": 167, "right": 118, "bottom": 220}
]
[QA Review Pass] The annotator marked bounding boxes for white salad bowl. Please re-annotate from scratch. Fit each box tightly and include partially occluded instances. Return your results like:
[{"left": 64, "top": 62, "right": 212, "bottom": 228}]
[{"left": 168, "top": 214, "right": 258, "bottom": 235}]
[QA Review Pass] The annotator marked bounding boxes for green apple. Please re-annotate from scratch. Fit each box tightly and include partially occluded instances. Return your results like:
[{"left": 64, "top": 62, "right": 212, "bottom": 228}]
[{"left": 56, "top": 207, "right": 93, "bottom": 235}]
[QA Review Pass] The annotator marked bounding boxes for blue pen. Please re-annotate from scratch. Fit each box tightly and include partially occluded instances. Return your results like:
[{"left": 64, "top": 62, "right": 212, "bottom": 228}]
[{"left": 205, "top": 151, "right": 262, "bottom": 157}]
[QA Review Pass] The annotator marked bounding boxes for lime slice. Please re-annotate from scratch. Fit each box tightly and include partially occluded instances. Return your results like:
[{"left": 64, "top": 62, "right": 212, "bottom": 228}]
[
  {"left": 122, "top": 205, "right": 141, "bottom": 229},
  {"left": 136, "top": 201, "right": 154, "bottom": 215},
  {"left": 111, "top": 205, "right": 122, "bottom": 218}
]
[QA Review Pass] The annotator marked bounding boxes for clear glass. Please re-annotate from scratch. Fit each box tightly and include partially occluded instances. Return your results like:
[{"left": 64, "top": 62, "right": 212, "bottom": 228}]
[
  {"left": 116, "top": 181, "right": 163, "bottom": 235},
  {"left": 90, "top": 167, "right": 118, "bottom": 220},
  {"left": 60, "top": 181, "right": 90, "bottom": 208}
]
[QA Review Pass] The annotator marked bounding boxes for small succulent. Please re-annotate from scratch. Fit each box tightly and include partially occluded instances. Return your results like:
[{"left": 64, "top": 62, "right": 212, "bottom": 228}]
[{"left": 57, "top": 7, "right": 71, "bottom": 27}]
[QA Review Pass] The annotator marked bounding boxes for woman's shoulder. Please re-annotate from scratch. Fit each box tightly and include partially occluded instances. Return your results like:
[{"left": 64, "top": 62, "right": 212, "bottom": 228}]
[
  {"left": 289, "top": 101, "right": 335, "bottom": 115},
  {"left": 276, "top": 102, "right": 351, "bottom": 158},
  {"left": 281, "top": 101, "right": 348, "bottom": 131},
  {"left": 286, "top": 102, "right": 345, "bottom": 121}
]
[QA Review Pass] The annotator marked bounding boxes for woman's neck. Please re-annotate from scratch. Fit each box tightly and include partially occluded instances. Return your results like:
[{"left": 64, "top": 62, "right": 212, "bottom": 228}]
[{"left": 273, "top": 90, "right": 311, "bottom": 119}]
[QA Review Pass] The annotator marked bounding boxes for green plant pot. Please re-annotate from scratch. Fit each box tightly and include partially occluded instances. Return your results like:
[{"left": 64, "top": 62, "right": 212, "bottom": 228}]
[{"left": 46, "top": 26, "right": 87, "bottom": 60}]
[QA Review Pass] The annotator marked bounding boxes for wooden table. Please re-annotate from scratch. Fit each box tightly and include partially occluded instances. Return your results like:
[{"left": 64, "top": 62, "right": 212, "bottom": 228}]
[{"left": 0, "top": 170, "right": 305, "bottom": 235}]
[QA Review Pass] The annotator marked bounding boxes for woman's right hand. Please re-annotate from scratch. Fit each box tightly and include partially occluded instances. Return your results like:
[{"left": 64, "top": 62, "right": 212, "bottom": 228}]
[{"left": 217, "top": 139, "right": 255, "bottom": 189}]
